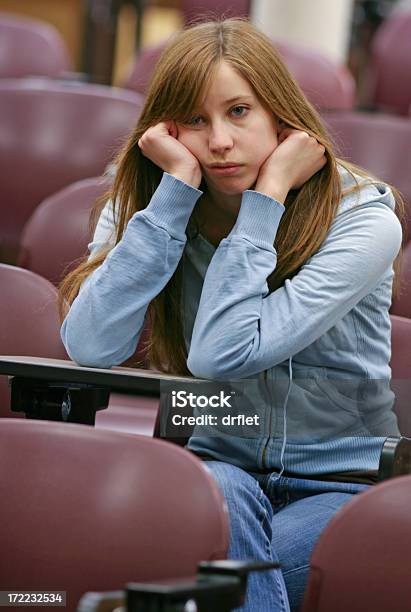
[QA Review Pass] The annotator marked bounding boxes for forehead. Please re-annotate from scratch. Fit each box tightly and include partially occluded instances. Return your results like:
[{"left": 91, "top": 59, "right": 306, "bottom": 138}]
[{"left": 197, "top": 61, "right": 256, "bottom": 108}]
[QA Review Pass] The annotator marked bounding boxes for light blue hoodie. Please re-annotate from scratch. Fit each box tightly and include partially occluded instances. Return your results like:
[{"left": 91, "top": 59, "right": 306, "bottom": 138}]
[{"left": 61, "top": 167, "right": 403, "bottom": 475}]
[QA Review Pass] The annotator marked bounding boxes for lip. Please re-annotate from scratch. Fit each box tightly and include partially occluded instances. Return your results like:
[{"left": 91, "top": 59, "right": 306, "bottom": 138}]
[{"left": 208, "top": 164, "right": 243, "bottom": 176}]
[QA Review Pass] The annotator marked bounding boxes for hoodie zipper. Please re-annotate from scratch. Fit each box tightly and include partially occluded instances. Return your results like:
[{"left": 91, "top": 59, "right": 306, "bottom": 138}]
[{"left": 261, "top": 368, "right": 272, "bottom": 469}]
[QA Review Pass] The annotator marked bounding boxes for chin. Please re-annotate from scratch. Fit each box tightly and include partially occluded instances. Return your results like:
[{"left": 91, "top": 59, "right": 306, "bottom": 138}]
[{"left": 212, "top": 177, "right": 256, "bottom": 196}]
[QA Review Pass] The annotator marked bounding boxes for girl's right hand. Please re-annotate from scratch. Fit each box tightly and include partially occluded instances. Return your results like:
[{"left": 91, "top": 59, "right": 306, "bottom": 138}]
[{"left": 138, "top": 121, "right": 202, "bottom": 188}]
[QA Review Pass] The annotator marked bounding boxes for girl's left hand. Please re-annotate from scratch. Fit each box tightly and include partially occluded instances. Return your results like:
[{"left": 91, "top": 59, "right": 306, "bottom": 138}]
[{"left": 255, "top": 128, "right": 327, "bottom": 204}]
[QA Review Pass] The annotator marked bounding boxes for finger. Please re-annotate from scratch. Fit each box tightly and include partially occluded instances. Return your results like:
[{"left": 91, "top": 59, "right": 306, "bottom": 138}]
[
  {"left": 277, "top": 127, "right": 299, "bottom": 144},
  {"left": 169, "top": 120, "right": 178, "bottom": 139},
  {"left": 315, "top": 155, "right": 327, "bottom": 173},
  {"left": 162, "top": 120, "right": 177, "bottom": 138},
  {"left": 153, "top": 121, "right": 170, "bottom": 136}
]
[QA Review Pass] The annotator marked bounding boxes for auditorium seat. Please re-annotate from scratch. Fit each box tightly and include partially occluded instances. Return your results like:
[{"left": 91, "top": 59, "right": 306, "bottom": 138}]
[
  {"left": 0, "top": 264, "right": 67, "bottom": 417},
  {"left": 368, "top": 9, "right": 411, "bottom": 115},
  {"left": 0, "top": 419, "right": 229, "bottom": 612},
  {"left": 274, "top": 40, "right": 355, "bottom": 111},
  {"left": 18, "top": 176, "right": 111, "bottom": 286},
  {"left": 391, "top": 241, "right": 411, "bottom": 319},
  {"left": 0, "top": 12, "right": 72, "bottom": 79},
  {"left": 122, "top": 38, "right": 355, "bottom": 111},
  {"left": 16, "top": 174, "right": 151, "bottom": 369},
  {"left": 302, "top": 474, "right": 411, "bottom": 612},
  {"left": 0, "top": 264, "right": 156, "bottom": 433},
  {"left": 390, "top": 314, "right": 411, "bottom": 437},
  {"left": 0, "top": 79, "right": 143, "bottom": 262},
  {"left": 322, "top": 110, "right": 411, "bottom": 242}
]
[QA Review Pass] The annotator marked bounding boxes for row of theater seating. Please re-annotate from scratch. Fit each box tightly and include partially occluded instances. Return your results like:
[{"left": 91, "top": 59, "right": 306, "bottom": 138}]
[
  {"left": 1, "top": 79, "right": 410, "bottom": 263},
  {"left": 1, "top": 83, "right": 409, "bottom": 332},
  {"left": 2, "top": 417, "right": 411, "bottom": 612},
  {"left": 3, "top": 387, "right": 411, "bottom": 611},
  {"left": 1, "top": 6, "right": 411, "bottom": 114},
  {"left": 1, "top": 6, "right": 411, "bottom": 261}
]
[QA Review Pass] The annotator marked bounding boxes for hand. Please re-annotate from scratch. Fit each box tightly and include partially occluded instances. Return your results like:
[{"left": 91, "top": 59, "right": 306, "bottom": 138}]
[
  {"left": 138, "top": 121, "right": 202, "bottom": 188},
  {"left": 255, "top": 128, "right": 327, "bottom": 203}
]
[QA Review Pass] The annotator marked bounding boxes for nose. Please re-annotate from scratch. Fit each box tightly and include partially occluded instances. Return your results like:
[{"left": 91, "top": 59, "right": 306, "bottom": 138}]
[{"left": 208, "top": 122, "right": 234, "bottom": 155}]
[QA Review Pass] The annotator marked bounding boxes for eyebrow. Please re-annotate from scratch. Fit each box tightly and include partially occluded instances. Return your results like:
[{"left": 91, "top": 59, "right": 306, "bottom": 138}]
[{"left": 222, "top": 95, "right": 254, "bottom": 104}]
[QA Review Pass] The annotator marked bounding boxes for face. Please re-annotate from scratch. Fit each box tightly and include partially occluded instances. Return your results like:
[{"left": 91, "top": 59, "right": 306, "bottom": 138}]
[{"left": 177, "top": 61, "right": 279, "bottom": 199}]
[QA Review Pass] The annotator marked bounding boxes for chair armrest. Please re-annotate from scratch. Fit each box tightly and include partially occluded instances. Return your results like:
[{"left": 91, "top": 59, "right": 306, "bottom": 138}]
[{"left": 378, "top": 436, "right": 411, "bottom": 480}]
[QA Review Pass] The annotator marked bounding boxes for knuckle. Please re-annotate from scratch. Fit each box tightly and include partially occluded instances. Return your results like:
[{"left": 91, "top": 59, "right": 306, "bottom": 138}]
[{"left": 144, "top": 132, "right": 155, "bottom": 144}]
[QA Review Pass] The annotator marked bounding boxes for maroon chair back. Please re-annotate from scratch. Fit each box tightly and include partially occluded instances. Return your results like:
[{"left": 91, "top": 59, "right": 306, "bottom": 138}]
[
  {"left": 322, "top": 110, "right": 411, "bottom": 242},
  {"left": 0, "top": 262, "right": 153, "bottom": 427},
  {"left": 122, "top": 41, "right": 171, "bottom": 95},
  {"left": 0, "top": 79, "right": 143, "bottom": 261},
  {"left": 122, "top": 38, "right": 354, "bottom": 112},
  {"left": 0, "top": 264, "right": 67, "bottom": 417},
  {"left": 369, "top": 9, "right": 411, "bottom": 115},
  {"left": 275, "top": 40, "right": 355, "bottom": 111},
  {"left": 0, "top": 12, "right": 72, "bottom": 79},
  {"left": 0, "top": 419, "right": 229, "bottom": 612},
  {"left": 18, "top": 176, "right": 111, "bottom": 286},
  {"left": 391, "top": 241, "right": 411, "bottom": 318},
  {"left": 302, "top": 475, "right": 411, "bottom": 612},
  {"left": 16, "top": 173, "right": 150, "bottom": 369},
  {"left": 181, "top": 0, "right": 249, "bottom": 23},
  {"left": 390, "top": 314, "right": 411, "bottom": 436}
]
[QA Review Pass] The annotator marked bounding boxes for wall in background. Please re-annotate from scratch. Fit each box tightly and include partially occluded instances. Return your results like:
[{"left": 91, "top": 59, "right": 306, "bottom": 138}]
[{"left": 251, "top": 0, "right": 355, "bottom": 63}]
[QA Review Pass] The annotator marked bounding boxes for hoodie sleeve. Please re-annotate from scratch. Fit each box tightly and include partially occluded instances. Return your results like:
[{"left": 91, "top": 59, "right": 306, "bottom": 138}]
[
  {"left": 61, "top": 173, "right": 202, "bottom": 368},
  {"left": 187, "top": 188, "right": 402, "bottom": 380}
]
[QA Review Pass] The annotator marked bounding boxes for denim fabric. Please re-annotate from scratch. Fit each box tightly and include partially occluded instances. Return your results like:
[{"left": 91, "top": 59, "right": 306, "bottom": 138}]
[{"left": 204, "top": 460, "right": 369, "bottom": 612}]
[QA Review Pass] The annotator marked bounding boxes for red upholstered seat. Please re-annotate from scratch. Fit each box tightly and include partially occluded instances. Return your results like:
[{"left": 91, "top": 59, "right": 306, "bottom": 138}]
[
  {"left": 390, "top": 314, "right": 411, "bottom": 437},
  {"left": 0, "top": 12, "right": 72, "bottom": 79},
  {"left": 274, "top": 40, "right": 355, "bottom": 111},
  {"left": 391, "top": 241, "right": 411, "bottom": 318},
  {"left": 0, "top": 79, "right": 142, "bottom": 262},
  {"left": 0, "top": 264, "right": 67, "bottom": 417},
  {"left": 0, "top": 264, "right": 155, "bottom": 432},
  {"left": 0, "top": 419, "right": 229, "bottom": 611},
  {"left": 18, "top": 176, "right": 111, "bottom": 286},
  {"left": 322, "top": 110, "right": 411, "bottom": 242},
  {"left": 368, "top": 9, "right": 411, "bottom": 116},
  {"left": 302, "top": 475, "right": 411, "bottom": 612}
]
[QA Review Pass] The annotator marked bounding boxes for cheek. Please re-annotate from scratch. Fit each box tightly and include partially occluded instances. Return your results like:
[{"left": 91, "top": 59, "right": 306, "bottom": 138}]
[
  {"left": 177, "top": 132, "right": 203, "bottom": 158},
  {"left": 252, "top": 133, "right": 278, "bottom": 166}
]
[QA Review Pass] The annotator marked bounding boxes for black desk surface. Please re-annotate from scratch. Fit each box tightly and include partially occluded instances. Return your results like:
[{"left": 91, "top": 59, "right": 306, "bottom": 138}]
[{"left": 0, "top": 355, "right": 199, "bottom": 396}]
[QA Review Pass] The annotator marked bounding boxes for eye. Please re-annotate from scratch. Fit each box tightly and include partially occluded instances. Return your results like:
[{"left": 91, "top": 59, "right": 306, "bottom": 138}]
[
  {"left": 230, "top": 105, "right": 249, "bottom": 118},
  {"left": 186, "top": 115, "right": 205, "bottom": 127}
]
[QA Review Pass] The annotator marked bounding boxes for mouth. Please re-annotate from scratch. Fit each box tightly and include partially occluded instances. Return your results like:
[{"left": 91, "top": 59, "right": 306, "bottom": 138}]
[{"left": 207, "top": 163, "right": 243, "bottom": 176}]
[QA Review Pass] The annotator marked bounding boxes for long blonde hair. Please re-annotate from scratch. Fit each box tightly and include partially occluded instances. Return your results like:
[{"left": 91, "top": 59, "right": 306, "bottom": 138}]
[{"left": 59, "top": 18, "right": 406, "bottom": 375}]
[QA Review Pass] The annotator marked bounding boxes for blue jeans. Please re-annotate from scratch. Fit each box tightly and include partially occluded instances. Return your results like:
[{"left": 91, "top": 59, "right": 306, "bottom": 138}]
[{"left": 204, "top": 460, "right": 369, "bottom": 612}]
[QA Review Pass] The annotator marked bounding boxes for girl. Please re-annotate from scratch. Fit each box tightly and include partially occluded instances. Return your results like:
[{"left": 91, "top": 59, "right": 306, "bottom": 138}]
[{"left": 60, "top": 19, "right": 404, "bottom": 612}]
